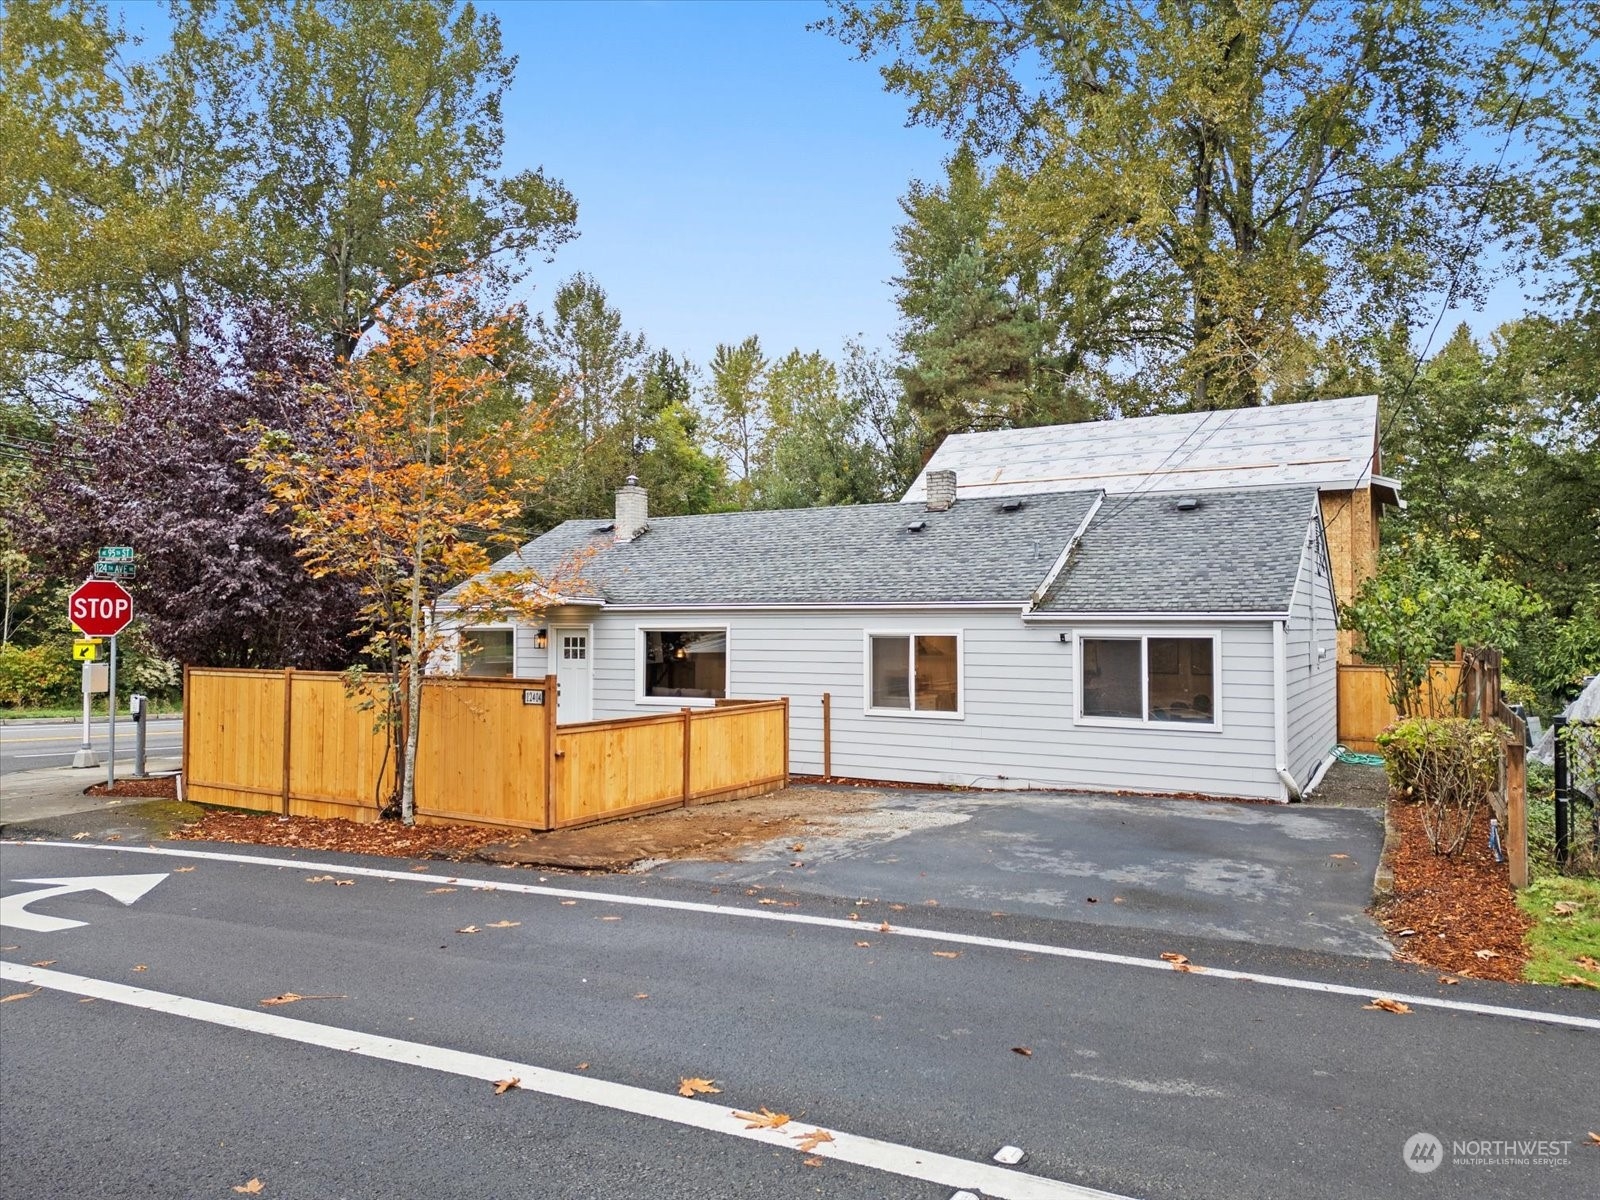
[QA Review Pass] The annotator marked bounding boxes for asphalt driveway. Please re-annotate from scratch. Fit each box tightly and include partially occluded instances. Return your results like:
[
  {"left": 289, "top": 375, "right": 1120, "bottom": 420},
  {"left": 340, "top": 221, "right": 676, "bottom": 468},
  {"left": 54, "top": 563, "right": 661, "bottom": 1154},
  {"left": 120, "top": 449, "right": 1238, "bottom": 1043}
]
[{"left": 655, "top": 788, "right": 1393, "bottom": 958}]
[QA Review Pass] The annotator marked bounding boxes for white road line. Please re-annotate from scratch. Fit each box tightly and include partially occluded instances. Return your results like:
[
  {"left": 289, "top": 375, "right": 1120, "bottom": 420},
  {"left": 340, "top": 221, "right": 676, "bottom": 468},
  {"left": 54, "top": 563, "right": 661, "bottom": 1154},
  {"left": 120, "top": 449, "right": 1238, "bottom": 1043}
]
[
  {"left": 7, "top": 840, "right": 1600, "bottom": 1033},
  {"left": 0, "top": 962, "right": 1129, "bottom": 1200}
]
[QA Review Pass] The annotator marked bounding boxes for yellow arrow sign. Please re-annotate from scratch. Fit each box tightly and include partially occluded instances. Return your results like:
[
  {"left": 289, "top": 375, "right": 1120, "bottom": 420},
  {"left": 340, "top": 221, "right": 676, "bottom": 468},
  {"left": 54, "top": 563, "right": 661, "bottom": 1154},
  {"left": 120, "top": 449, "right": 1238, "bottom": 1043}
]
[{"left": 72, "top": 638, "right": 101, "bottom": 661}]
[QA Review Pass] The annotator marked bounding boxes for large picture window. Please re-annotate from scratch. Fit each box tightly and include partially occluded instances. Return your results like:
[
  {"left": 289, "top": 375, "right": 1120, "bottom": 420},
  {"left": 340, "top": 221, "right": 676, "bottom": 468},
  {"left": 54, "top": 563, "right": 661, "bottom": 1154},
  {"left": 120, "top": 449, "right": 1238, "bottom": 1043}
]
[
  {"left": 867, "top": 633, "right": 961, "bottom": 716},
  {"left": 459, "top": 628, "right": 514, "bottom": 677},
  {"left": 1080, "top": 634, "right": 1217, "bottom": 726},
  {"left": 641, "top": 629, "right": 727, "bottom": 700}
]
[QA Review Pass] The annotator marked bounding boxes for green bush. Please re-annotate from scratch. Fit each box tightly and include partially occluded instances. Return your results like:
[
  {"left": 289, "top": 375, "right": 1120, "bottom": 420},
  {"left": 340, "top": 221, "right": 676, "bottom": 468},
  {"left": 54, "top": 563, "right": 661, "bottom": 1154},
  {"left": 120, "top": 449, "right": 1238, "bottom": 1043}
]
[
  {"left": 0, "top": 641, "right": 78, "bottom": 708},
  {"left": 1377, "top": 717, "right": 1500, "bottom": 854}
]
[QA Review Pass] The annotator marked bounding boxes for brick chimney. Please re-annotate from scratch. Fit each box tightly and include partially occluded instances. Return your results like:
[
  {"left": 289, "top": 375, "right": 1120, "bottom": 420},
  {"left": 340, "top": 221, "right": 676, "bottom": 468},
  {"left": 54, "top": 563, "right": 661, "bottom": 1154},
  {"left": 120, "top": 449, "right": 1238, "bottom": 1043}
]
[
  {"left": 925, "top": 469, "right": 957, "bottom": 512},
  {"left": 614, "top": 475, "right": 648, "bottom": 543}
]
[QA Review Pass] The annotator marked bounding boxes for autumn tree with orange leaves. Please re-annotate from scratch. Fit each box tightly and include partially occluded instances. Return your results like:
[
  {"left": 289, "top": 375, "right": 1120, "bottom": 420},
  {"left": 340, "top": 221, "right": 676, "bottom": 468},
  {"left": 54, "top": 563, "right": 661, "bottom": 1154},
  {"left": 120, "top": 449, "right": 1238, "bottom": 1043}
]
[{"left": 249, "top": 218, "right": 584, "bottom": 824}]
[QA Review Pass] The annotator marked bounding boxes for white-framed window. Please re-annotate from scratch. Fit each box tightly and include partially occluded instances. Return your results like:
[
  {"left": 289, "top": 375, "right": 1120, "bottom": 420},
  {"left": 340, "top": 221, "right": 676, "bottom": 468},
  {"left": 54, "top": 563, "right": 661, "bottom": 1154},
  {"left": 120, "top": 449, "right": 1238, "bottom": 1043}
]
[
  {"left": 459, "top": 626, "right": 515, "bottom": 677},
  {"left": 636, "top": 626, "right": 728, "bottom": 704},
  {"left": 864, "top": 630, "right": 963, "bottom": 719},
  {"left": 560, "top": 632, "right": 588, "bottom": 662},
  {"left": 1075, "top": 631, "right": 1220, "bottom": 729}
]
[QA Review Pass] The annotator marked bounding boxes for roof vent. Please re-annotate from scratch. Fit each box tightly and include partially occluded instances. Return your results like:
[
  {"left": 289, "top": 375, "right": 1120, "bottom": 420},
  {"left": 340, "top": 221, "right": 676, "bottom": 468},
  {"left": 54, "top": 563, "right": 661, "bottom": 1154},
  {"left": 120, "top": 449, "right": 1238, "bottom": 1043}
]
[
  {"left": 1173, "top": 496, "right": 1202, "bottom": 512},
  {"left": 904, "top": 519, "right": 927, "bottom": 533},
  {"left": 998, "top": 498, "right": 1025, "bottom": 513},
  {"left": 594, "top": 522, "right": 615, "bottom": 534}
]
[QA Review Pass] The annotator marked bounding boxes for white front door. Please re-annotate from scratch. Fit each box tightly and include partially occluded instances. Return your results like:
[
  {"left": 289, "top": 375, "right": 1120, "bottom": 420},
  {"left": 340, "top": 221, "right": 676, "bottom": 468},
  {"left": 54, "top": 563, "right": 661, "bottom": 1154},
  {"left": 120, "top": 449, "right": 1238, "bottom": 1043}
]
[{"left": 553, "top": 627, "right": 592, "bottom": 724}]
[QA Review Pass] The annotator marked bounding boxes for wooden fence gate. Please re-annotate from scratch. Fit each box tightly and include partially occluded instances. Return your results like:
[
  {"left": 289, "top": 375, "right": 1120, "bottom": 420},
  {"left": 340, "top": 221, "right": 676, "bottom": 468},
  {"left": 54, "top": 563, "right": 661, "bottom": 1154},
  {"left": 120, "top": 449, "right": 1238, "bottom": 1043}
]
[{"left": 184, "top": 667, "right": 788, "bottom": 831}]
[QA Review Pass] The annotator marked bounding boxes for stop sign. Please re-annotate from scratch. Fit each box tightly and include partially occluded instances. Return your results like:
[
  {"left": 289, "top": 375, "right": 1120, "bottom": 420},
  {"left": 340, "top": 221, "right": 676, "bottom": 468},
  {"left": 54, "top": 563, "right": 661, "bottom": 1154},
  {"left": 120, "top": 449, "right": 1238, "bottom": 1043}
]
[{"left": 68, "top": 579, "right": 134, "bottom": 637}]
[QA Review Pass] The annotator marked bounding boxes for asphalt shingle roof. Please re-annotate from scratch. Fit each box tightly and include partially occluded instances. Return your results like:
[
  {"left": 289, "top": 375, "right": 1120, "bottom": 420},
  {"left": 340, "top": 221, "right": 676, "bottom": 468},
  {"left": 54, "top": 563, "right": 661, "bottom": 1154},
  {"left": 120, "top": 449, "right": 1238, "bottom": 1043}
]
[
  {"left": 1038, "top": 488, "right": 1319, "bottom": 614},
  {"left": 482, "top": 491, "right": 1100, "bottom": 606},
  {"left": 478, "top": 486, "right": 1318, "bottom": 613}
]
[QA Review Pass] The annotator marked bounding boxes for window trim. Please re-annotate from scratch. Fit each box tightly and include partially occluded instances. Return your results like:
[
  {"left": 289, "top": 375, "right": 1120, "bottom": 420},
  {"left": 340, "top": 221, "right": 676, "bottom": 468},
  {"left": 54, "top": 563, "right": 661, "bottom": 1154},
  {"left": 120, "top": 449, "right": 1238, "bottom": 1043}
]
[
  {"left": 634, "top": 623, "right": 731, "bottom": 708},
  {"left": 1073, "top": 628, "right": 1222, "bottom": 731},
  {"left": 862, "top": 628, "right": 965, "bottom": 720},
  {"left": 457, "top": 623, "right": 517, "bottom": 678}
]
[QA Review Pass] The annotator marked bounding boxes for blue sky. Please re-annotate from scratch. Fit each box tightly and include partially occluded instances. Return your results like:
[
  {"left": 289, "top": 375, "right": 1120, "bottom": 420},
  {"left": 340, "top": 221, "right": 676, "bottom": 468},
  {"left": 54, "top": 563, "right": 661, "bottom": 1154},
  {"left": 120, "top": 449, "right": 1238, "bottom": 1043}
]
[
  {"left": 491, "top": 0, "right": 948, "bottom": 369},
  {"left": 112, "top": 0, "right": 1528, "bottom": 374}
]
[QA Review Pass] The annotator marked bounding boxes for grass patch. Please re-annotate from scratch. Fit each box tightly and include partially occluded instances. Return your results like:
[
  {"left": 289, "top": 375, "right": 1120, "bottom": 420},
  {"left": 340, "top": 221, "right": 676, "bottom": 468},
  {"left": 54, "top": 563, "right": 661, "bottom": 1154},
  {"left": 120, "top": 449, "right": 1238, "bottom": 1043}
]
[
  {"left": 1, "top": 701, "right": 183, "bottom": 720},
  {"left": 1517, "top": 875, "right": 1600, "bottom": 987}
]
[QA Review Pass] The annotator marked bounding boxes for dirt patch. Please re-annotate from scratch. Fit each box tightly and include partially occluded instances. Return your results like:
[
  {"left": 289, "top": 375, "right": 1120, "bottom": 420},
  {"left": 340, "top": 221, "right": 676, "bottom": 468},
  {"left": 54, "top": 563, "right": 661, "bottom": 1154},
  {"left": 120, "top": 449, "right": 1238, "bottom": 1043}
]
[
  {"left": 1304, "top": 759, "right": 1389, "bottom": 809},
  {"left": 1373, "top": 799, "right": 1531, "bottom": 982},
  {"left": 481, "top": 786, "right": 890, "bottom": 871},
  {"left": 85, "top": 776, "right": 179, "bottom": 800},
  {"left": 172, "top": 811, "right": 506, "bottom": 860}
]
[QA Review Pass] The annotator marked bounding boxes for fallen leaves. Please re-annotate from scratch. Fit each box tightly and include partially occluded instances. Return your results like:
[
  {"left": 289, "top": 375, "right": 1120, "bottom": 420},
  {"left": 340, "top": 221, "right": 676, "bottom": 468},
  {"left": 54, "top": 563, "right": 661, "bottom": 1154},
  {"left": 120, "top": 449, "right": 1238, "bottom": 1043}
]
[
  {"left": 559, "top": 900, "right": 577, "bottom": 906},
  {"left": 427, "top": 887, "right": 457, "bottom": 894},
  {"left": 457, "top": 926, "right": 480, "bottom": 934},
  {"left": 575, "top": 1062, "right": 589, "bottom": 1071},
  {"left": 0, "top": 989, "right": 41, "bottom": 1003},
  {"left": 30, "top": 960, "right": 55, "bottom": 968},
  {"left": 259, "top": 993, "right": 346, "bottom": 1007},
  {"left": 734, "top": 1106, "right": 790, "bottom": 1130},
  {"left": 854, "top": 941, "right": 871, "bottom": 948},
  {"left": 598, "top": 915, "right": 622, "bottom": 922},
  {"left": 1559, "top": 975, "right": 1600, "bottom": 989},
  {"left": 802, "top": 1157, "right": 824, "bottom": 1168},
  {"left": 70, "top": 832, "right": 92, "bottom": 840},
  {"left": 794, "top": 1129, "right": 834, "bottom": 1152},
  {"left": 878, "top": 921, "right": 891, "bottom": 933},
  {"left": 1588, "top": 1131, "right": 1600, "bottom": 1146},
  {"left": 410, "top": 864, "right": 431, "bottom": 872},
  {"left": 758, "top": 898, "right": 777, "bottom": 905},
  {"left": 232, "top": 1180, "right": 265, "bottom": 1195},
  {"left": 1577, "top": 955, "right": 1600, "bottom": 972},
  {"left": 173, "top": 866, "right": 196, "bottom": 873},
  {"left": 174, "top": 810, "right": 502, "bottom": 859},
  {"left": 1011, "top": 1046, "right": 1033, "bottom": 1057},
  {"left": 333, "top": 879, "right": 354, "bottom": 886},
  {"left": 1363, "top": 997, "right": 1413, "bottom": 1014},
  {"left": 1474, "top": 948, "right": 1500, "bottom": 960},
  {"left": 1438, "top": 976, "right": 1461, "bottom": 986},
  {"left": 633, "top": 992, "right": 649, "bottom": 1000},
  {"left": 484, "top": 920, "right": 521, "bottom": 929},
  {"left": 678, "top": 1077, "right": 721, "bottom": 1097},
  {"left": 931, "top": 950, "right": 961, "bottom": 960},
  {"left": 305, "top": 875, "right": 336, "bottom": 883},
  {"left": 492, "top": 1077, "right": 520, "bottom": 1095},
  {"left": 131, "top": 965, "right": 147, "bottom": 972},
  {"left": 1552, "top": 901, "right": 1579, "bottom": 917}
]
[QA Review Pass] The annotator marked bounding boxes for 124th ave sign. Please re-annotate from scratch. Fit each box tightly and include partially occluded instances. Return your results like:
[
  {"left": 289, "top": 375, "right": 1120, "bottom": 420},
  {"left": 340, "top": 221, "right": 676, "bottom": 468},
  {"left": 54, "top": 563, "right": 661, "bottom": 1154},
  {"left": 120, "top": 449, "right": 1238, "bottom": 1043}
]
[{"left": 68, "top": 579, "right": 134, "bottom": 637}]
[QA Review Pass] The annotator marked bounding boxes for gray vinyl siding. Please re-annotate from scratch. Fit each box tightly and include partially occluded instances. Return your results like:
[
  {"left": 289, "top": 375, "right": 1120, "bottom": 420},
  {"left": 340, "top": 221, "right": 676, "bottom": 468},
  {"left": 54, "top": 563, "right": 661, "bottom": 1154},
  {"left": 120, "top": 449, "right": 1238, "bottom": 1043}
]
[
  {"left": 1284, "top": 523, "right": 1339, "bottom": 788},
  {"left": 518, "top": 606, "right": 1283, "bottom": 801}
]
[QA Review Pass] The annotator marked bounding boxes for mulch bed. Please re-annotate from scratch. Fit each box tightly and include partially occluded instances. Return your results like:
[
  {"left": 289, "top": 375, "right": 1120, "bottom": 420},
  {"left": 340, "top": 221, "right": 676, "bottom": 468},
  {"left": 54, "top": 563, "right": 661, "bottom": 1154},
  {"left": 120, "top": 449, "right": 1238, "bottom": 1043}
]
[
  {"left": 85, "top": 776, "right": 179, "bottom": 800},
  {"left": 1374, "top": 799, "right": 1531, "bottom": 982},
  {"left": 171, "top": 811, "right": 507, "bottom": 860}
]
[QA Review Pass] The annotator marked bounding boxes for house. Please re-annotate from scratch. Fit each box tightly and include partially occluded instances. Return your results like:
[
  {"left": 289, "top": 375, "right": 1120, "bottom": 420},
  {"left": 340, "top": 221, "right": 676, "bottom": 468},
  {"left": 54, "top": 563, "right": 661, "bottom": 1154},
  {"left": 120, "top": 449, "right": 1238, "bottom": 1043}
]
[
  {"left": 446, "top": 468, "right": 1339, "bottom": 803},
  {"left": 906, "top": 395, "right": 1400, "bottom": 664}
]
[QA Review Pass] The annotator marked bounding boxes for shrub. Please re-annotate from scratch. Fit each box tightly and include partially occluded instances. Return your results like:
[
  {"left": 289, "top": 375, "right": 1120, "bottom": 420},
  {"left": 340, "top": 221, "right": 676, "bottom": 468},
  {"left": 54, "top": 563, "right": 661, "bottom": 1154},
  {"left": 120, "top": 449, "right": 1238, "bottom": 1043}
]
[
  {"left": 0, "top": 641, "right": 78, "bottom": 708},
  {"left": 1377, "top": 717, "right": 1500, "bottom": 855}
]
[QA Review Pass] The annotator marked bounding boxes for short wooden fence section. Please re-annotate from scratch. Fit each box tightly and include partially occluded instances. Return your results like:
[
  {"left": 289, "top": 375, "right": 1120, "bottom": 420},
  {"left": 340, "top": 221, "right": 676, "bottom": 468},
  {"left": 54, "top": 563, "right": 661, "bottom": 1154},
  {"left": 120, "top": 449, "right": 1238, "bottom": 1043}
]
[
  {"left": 184, "top": 667, "right": 788, "bottom": 831},
  {"left": 1336, "top": 659, "right": 1464, "bottom": 753}
]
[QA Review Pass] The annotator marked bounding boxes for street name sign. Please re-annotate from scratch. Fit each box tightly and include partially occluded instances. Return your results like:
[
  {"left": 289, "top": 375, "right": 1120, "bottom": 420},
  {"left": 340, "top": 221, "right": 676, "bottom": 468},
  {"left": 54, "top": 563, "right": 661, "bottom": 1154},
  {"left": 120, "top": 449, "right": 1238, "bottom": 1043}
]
[
  {"left": 92, "top": 560, "right": 137, "bottom": 580},
  {"left": 97, "top": 546, "right": 135, "bottom": 563}
]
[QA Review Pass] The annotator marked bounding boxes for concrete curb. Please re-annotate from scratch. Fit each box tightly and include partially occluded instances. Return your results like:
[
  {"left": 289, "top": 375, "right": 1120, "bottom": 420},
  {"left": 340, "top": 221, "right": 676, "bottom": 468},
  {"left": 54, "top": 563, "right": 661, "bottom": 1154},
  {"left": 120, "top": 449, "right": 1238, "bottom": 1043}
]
[{"left": 1372, "top": 801, "right": 1400, "bottom": 905}]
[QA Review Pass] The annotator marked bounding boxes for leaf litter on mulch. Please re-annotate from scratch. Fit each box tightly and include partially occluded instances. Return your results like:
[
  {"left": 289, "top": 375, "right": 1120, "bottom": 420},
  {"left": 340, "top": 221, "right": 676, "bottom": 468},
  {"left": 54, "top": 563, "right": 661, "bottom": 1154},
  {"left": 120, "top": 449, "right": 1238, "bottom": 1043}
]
[
  {"left": 1374, "top": 800, "right": 1531, "bottom": 982},
  {"left": 171, "top": 811, "right": 505, "bottom": 860}
]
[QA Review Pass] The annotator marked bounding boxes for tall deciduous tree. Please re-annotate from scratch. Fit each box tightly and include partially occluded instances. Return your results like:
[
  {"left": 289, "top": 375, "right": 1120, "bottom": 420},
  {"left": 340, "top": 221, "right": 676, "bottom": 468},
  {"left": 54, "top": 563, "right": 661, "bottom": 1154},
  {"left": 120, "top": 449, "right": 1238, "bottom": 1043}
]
[
  {"left": 822, "top": 0, "right": 1582, "bottom": 412},
  {"left": 18, "top": 308, "right": 361, "bottom": 667},
  {"left": 248, "top": 230, "right": 583, "bottom": 824},
  {"left": 705, "top": 336, "right": 769, "bottom": 503},
  {"left": 0, "top": 0, "right": 576, "bottom": 401}
]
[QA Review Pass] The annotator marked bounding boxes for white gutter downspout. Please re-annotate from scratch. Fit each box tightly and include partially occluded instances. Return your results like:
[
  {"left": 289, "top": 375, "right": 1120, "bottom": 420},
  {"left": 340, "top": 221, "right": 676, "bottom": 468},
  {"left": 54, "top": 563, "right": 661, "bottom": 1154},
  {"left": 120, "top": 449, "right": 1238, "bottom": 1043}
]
[
  {"left": 1273, "top": 619, "right": 1300, "bottom": 803},
  {"left": 1024, "top": 491, "right": 1105, "bottom": 614}
]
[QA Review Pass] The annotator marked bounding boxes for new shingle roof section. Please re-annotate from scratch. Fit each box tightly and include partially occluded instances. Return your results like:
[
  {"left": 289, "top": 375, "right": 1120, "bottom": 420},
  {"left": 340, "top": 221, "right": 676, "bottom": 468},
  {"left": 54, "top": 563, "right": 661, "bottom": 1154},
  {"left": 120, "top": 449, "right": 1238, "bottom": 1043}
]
[
  {"left": 483, "top": 491, "right": 1101, "bottom": 606},
  {"left": 1038, "top": 487, "right": 1319, "bottom": 614}
]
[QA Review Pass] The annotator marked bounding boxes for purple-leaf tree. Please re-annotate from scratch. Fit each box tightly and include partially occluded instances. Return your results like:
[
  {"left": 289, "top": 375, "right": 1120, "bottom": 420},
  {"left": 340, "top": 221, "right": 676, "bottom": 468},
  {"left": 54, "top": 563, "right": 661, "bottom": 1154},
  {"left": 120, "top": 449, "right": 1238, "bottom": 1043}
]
[{"left": 22, "top": 308, "right": 361, "bottom": 668}]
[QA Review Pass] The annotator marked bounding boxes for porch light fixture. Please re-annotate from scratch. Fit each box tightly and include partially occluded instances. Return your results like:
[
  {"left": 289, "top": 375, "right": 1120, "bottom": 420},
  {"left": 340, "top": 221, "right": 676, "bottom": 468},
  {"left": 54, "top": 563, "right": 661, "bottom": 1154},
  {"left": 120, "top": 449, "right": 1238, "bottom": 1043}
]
[{"left": 535, "top": 628, "right": 548, "bottom": 650}]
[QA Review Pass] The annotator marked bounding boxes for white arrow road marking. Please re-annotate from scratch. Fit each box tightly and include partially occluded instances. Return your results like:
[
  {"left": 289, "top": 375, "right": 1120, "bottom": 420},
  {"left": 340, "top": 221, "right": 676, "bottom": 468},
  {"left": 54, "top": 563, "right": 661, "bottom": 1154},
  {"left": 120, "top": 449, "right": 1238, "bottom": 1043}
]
[
  {"left": 1, "top": 963, "right": 1133, "bottom": 1200},
  {"left": 1, "top": 874, "right": 168, "bottom": 933}
]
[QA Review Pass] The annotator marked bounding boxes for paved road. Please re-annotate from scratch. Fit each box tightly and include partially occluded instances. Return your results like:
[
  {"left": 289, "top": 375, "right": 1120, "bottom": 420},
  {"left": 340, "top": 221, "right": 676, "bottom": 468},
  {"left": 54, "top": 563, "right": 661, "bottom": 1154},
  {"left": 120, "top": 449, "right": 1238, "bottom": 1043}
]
[
  {"left": 2, "top": 837, "right": 1595, "bottom": 1199},
  {"left": 0, "top": 716, "right": 183, "bottom": 774}
]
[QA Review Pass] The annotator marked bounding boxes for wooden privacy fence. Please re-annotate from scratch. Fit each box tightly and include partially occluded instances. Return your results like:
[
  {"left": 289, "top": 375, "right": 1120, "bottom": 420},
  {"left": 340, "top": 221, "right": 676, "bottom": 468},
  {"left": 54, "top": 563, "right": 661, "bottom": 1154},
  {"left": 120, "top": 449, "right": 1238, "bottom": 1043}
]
[
  {"left": 1336, "top": 659, "right": 1464, "bottom": 752},
  {"left": 184, "top": 667, "right": 788, "bottom": 832}
]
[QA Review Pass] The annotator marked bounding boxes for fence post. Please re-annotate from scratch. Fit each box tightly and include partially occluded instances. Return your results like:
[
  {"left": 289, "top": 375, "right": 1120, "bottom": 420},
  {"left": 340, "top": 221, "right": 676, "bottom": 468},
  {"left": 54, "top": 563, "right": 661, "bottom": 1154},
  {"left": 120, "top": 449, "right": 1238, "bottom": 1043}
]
[
  {"left": 543, "top": 673, "right": 558, "bottom": 830},
  {"left": 1506, "top": 731, "right": 1528, "bottom": 889},
  {"left": 281, "top": 667, "right": 294, "bottom": 816},
  {"left": 781, "top": 696, "right": 790, "bottom": 788},
  {"left": 682, "top": 706, "right": 694, "bottom": 806},
  {"left": 822, "top": 691, "right": 831, "bottom": 781},
  {"left": 1552, "top": 715, "right": 1570, "bottom": 869},
  {"left": 181, "top": 664, "right": 191, "bottom": 796}
]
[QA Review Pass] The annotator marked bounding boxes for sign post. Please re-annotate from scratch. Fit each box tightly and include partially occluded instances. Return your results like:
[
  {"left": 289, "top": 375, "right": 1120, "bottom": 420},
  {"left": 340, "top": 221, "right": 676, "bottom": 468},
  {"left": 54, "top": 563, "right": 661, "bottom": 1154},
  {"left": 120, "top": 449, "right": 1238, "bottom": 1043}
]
[{"left": 69, "top": 570, "right": 135, "bottom": 788}]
